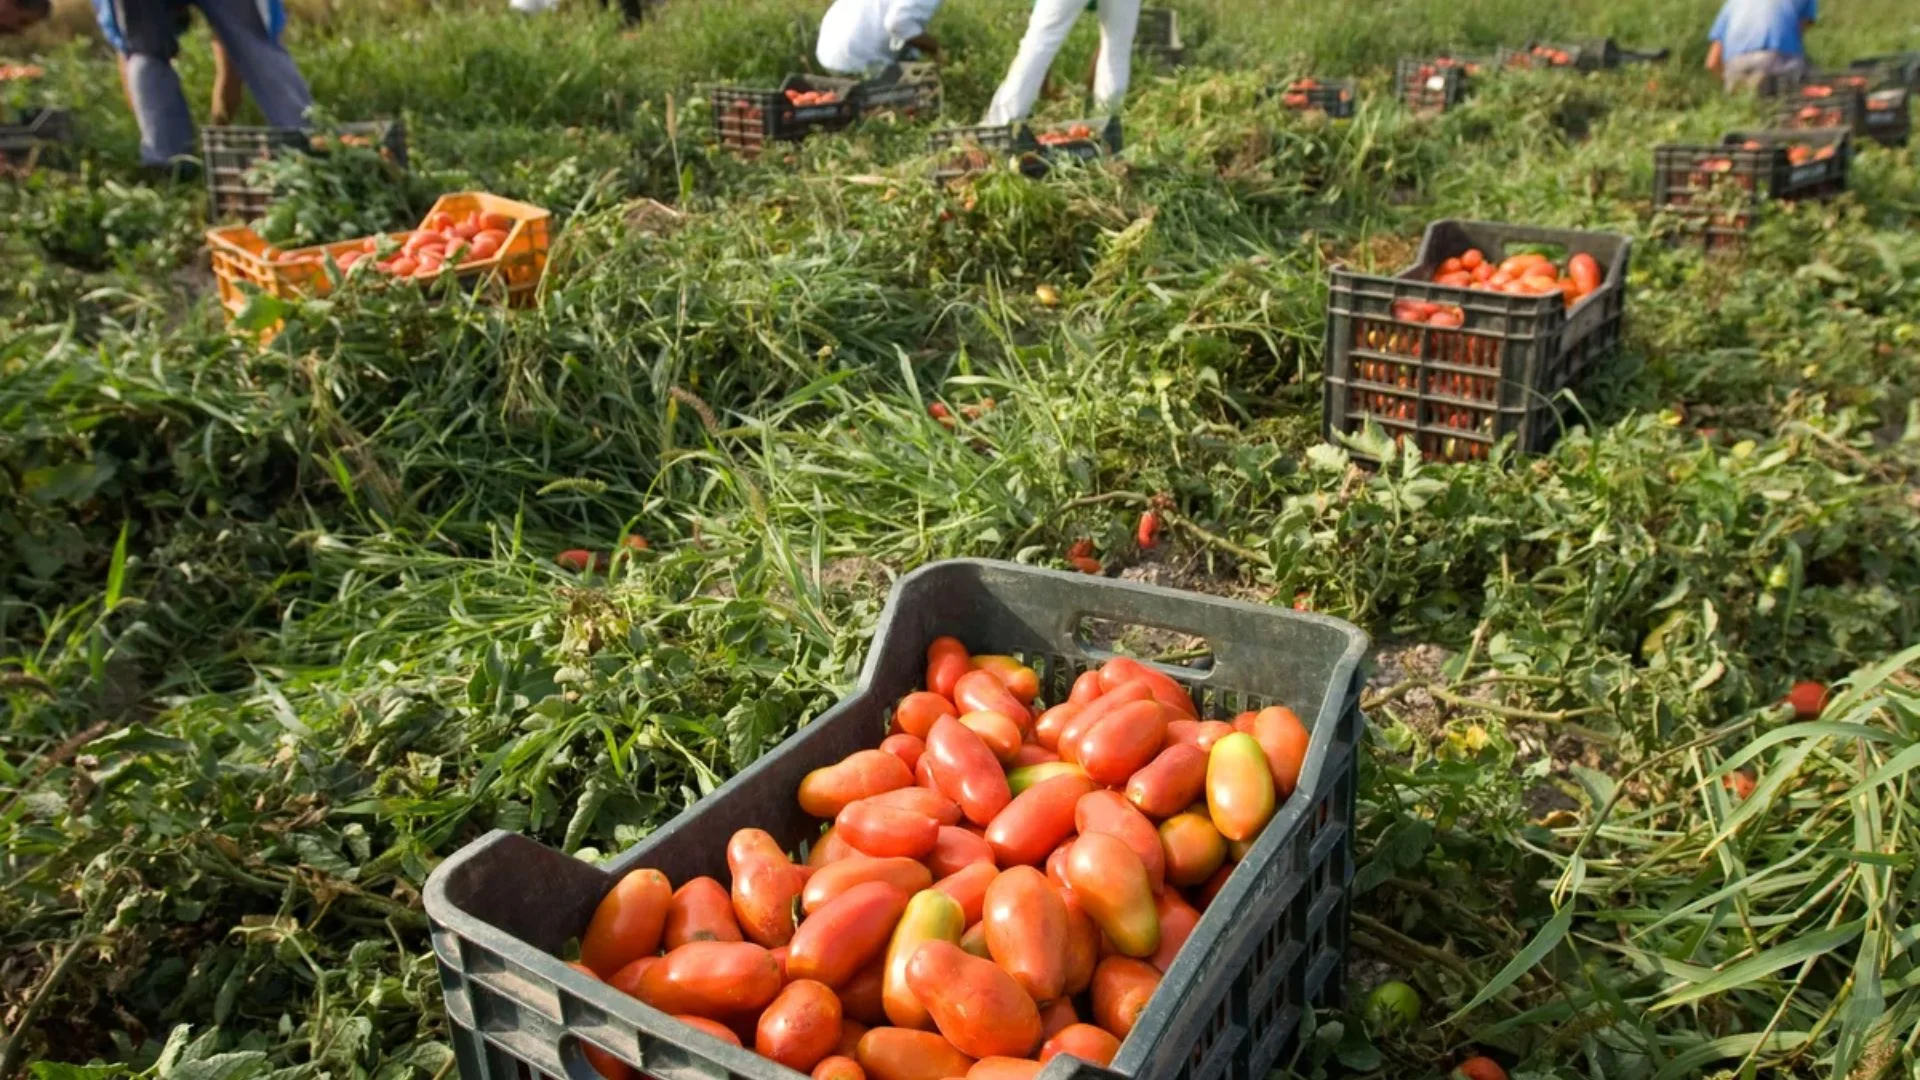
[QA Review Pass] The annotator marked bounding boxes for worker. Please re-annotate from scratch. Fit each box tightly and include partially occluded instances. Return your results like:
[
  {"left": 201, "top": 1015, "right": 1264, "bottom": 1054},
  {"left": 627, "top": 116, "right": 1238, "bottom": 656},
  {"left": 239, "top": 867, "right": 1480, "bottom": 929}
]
[
  {"left": 982, "top": 0, "right": 1139, "bottom": 125},
  {"left": 816, "top": 0, "right": 942, "bottom": 76},
  {"left": 92, "top": 0, "right": 313, "bottom": 171},
  {"left": 1705, "top": 0, "right": 1817, "bottom": 91}
]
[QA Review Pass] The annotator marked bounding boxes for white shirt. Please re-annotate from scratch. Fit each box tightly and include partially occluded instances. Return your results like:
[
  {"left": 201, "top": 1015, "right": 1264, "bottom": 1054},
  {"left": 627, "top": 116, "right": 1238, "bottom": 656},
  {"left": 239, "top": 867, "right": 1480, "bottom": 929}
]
[{"left": 816, "top": 0, "right": 941, "bottom": 75}]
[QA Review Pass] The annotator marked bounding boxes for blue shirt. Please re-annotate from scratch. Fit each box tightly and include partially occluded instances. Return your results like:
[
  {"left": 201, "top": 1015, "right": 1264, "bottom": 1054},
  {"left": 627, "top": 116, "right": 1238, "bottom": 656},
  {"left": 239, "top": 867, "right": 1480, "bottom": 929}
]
[{"left": 1710, "top": 0, "right": 1816, "bottom": 60}]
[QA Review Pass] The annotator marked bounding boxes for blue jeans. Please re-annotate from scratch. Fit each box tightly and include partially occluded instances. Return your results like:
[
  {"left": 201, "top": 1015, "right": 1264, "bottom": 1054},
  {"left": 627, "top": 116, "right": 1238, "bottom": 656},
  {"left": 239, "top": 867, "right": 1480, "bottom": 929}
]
[{"left": 97, "top": 0, "right": 312, "bottom": 164}]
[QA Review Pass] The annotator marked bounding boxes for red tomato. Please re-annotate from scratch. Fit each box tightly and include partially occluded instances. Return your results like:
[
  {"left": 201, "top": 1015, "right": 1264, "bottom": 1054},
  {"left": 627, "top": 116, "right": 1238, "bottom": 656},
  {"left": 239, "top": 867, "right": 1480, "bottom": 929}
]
[
  {"left": 839, "top": 799, "right": 941, "bottom": 859},
  {"left": 958, "top": 710, "right": 1025, "bottom": 763},
  {"left": 880, "top": 733, "right": 926, "bottom": 773},
  {"left": 1136, "top": 510, "right": 1161, "bottom": 549},
  {"left": 905, "top": 941, "right": 1043, "bottom": 1059},
  {"left": 728, "top": 829, "right": 808, "bottom": 947},
  {"left": 787, "top": 881, "right": 912, "bottom": 988},
  {"left": 1147, "top": 891, "right": 1201, "bottom": 973},
  {"left": 1074, "top": 699, "right": 1170, "bottom": 786},
  {"left": 1090, "top": 956, "right": 1161, "bottom": 1039},
  {"left": 799, "top": 751, "right": 915, "bottom": 819},
  {"left": 983, "top": 866, "right": 1070, "bottom": 1002},
  {"left": 985, "top": 773, "right": 1098, "bottom": 867},
  {"left": 1786, "top": 680, "right": 1828, "bottom": 718},
  {"left": 580, "top": 868, "right": 671, "bottom": 977},
  {"left": 479, "top": 211, "right": 515, "bottom": 232},
  {"left": 803, "top": 856, "right": 934, "bottom": 915},
  {"left": 1245, "top": 706, "right": 1311, "bottom": 798},
  {"left": 1159, "top": 810, "right": 1228, "bottom": 888},
  {"left": 606, "top": 955, "right": 658, "bottom": 997},
  {"left": 757, "top": 979, "right": 844, "bottom": 1072},
  {"left": 1452, "top": 1056, "right": 1509, "bottom": 1080},
  {"left": 663, "top": 876, "right": 744, "bottom": 950},
  {"left": 1057, "top": 682, "right": 1154, "bottom": 764},
  {"left": 1039, "top": 999, "right": 1078, "bottom": 1040},
  {"left": 865, "top": 786, "right": 962, "bottom": 826},
  {"left": 1206, "top": 734, "right": 1277, "bottom": 842},
  {"left": 925, "top": 716, "right": 1012, "bottom": 826},
  {"left": 925, "top": 636, "right": 972, "bottom": 700},
  {"left": 931, "top": 861, "right": 999, "bottom": 926},
  {"left": 971, "top": 655, "right": 1040, "bottom": 704},
  {"left": 1075, "top": 790, "right": 1166, "bottom": 893},
  {"left": 1566, "top": 252, "right": 1601, "bottom": 295},
  {"left": 1068, "top": 670, "right": 1106, "bottom": 705},
  {"left": 1097, "top": 658, "right": 1198, "bottom": 718},
  {"left": 895, "top": 692, "right": 959, "bottom": 739},
  {"left": 809, "top": 826, "right": 857, "bottom": 869},
  {"left": 635, "top": 941, "right": 782, "bottom": 1017},
  {"left": 1126, "top": 743, "right": 1209, "bottom": 819},
  {"left": 838, "top": 960, "right": 889, "bottom": 1026},
  {"left": 856, "top": 1028, "right": 975, "bottom": 1080},
  {"left": 815, "top": 1056, "right": 866, "bottom": 1080},
  {"left": 966, "top": 1059, "right": 1042, "bottom": 1080},
  {"left": 953, "top": 669, "right": 1030, "bottom": 727},
  {"left": 677, "top": 1014, "right": 742, "bottom": 1046},
  {"left": 566, "top": 964, "right": 637, "bottom": 1079},
  {"left": 1031, "top": 702, "right": 1079, "bottom": 750},
  {"left": 927, "top": 825, "right": 996, "bottom": 879},
  {"left": 1064, "top": 832, "right": 1160, "bottom": 957},
  {"left": 1008, "top": 743, "right": 1059, "bottom": 768},
  {"left": 1058, "top": 889, "right": 1100, "bottom": 997},
  {"left": 1040, "top": 1024, "right": 1120, "bottom": 1067}
]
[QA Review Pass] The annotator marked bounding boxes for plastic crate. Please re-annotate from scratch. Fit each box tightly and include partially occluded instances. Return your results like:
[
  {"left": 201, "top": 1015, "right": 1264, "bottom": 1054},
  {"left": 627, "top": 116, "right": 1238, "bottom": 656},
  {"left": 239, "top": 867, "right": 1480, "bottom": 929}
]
[
  {"left": 1032, "top": 115, "right": 1123, "bottom": 167},
  {"left": 1862, "top": 88, "right": 1912, "bottom": 146},
  {"left": 854, "top": 61, "right": 942, "bottom": 120},
  {"left": 1135, "top": 6, "right": 1185, "bottom": 67},
  {"left": 1849, "top": 52, "right": 1920, "bottom": 90},
  {"left": 1323, "top": 220, "right": 1633, "bottom": 464},
  {"left": 200, "top": 120, "right": 408, "bottom": 222},
  {"left": 0, "top": 108, "right": 72, "bottom": 173},
  {"left": 422, "top": 558, "right": 1369, "bottom": 1080},
  {"left": 1273, "top": 77, "right": 1356, "bottom": 119},
  {"left": 1397, "top": 55, "right": 1487, "bottom": 113},
  {"left": 1498, "top": 41, "right": 1597, "bottom": 71},
  {"left": 709, "top": 74, "right": 858, "bottom": 155},
  {"left": 927, "top": 122, "right": 1039, "bottom": 180},
  {"left": 207, "top": 191, "right": 550, "bottom": 325}
]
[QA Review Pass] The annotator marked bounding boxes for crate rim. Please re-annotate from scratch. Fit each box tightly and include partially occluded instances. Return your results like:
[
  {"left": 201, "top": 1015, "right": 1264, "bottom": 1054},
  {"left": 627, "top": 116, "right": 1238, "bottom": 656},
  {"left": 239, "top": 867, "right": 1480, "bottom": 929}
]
[{"left": 423, "top": 557, "right": 1368, "bottom": 1080}]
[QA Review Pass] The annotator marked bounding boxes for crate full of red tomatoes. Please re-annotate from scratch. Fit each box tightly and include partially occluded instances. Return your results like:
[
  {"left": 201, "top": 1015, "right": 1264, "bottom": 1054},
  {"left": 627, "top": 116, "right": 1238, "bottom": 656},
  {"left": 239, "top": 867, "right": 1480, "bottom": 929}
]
[{"left": 425, "top": 559, "right": 1367, "bottom": 1080}]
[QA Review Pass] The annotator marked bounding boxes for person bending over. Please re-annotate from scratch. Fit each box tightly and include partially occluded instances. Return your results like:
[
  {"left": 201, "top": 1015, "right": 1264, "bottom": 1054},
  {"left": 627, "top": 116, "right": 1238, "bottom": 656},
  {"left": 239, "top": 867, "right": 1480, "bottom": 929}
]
[
  {"left": 1706, "top": 0, "right": 1817, "bottom": 91},
  {"left": 817, "top": 0, "right": 941, "bottom": 75}
]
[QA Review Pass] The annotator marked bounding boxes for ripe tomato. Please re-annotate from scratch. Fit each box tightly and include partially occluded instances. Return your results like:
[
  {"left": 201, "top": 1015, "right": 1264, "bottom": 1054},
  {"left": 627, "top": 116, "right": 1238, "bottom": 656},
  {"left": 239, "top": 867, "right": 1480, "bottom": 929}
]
[
  {"left": 1159, "top": 810, "right": 1228, "bottom": 888},
  {"left": 838, "top": 960, "right": 888, "bottom": 1025},
  {"left": 809, "top": 826, "right": 857, "bottom": 868},
  {"left": 836, "top": 1020, "right": 868, "bottom": 1056},
  {"left": 1058, "top": 890, "right": 1100, "bottom": 996},
  {"left": 1125, "top": 743, "right": 1209, "bottom": 819},
  {"left": 1207, "top": 733, "right": 1277, "bottom": 842},
  {"left": 1147, "top": 891, "right": 1201, "bottom": 973},
  {"left": 863, "top": 786, "right": 961, "bottom": 825},
  {"left": 881, "top": 888, "right": 965, "bottom": 1028},
  {"left": 971, "top": 655, "right": 1040, "bottom": 704},
  {"left": 815, "top": 1056, "right": 866, "bottom": 1080},
  {"left": 1097, "top": 658, "right": 1198, "bottom": 718},
  {"left": 580, "top": 867, "right": 671, "bottom": 976},
  {"left": 606, "top": 955, "right": 658, "bottom": 997},
  {"left": 1090, "top": 956, "right": 1161, "bottom": 1038},
  {"left": 894, "top": 691, "right": 959, "bottom": 739},
  {"left": 931, "top": 860, "right": 999, "bottom": 926},
  {"left": 1056, "top": 682, "right": 1154, "bottom": 764},
  {"left": 1007, "top": 743, "right": 1059, "bottom": 768},
  {"left": 838, "top": 799, "right": 941, "bottom": 859},
  {"left": 1040, "top": 1023, "right": 1121, "bottom": 1067},
  {"left": 960, "top": 920, "right": 990, "bottom": 958},
  {"left": 925, "top": 636, "right": 972, "bottom": 699},
  {"left": 479, "top": 211, "right": 515, "bottom": 232},
  {"left": 984, "top": 772, "right": 1097, "bottom": 867},
  {"left": 855, "top": 1027, "right": 975, "bottom": 1080},
  {"left": 879, "top": 733, "right": 926, "bottom": 773},
  {"left": 1064, "top": 832, "right": 1160, "bottom": 958},
  {"left": 1722, "top": 767, "right": 1758, "bottom": 800},
  {"left": 757, "top": 979, "right": 844, "bottom": 1072},
  {"left": 966, "top": 1059, "right": 1042, "bottom": 1080},
  {"left": 804, "top": 856, "right": 934, "bottom": 915},
  {"left": 1136, "top": 510, "right": 1161, "bottom": 550},
  {"left": 1068, "top": 670, "right": 1106, "bottom": 705},
  {"left": 1074, "top": 699, "right": 1170, "bottom": 785},
  {"left": 905, "top": 940, "right": 1043, "bottom": 1059},
  {"left": 636, "top": 941, "right": 782, "bottom": 1017},
  {"left": 1452, "top": 1056, "right": 1508, "bottom": 1080},
  {"left": 787, "top": 881, "right": 912, "bottom": 988},
  {"left": 926, "top": 825, "right": 996, "bottom": 878},
  {"left": 677, "top": 1014, "right": 743, "bottom": 1046},
  {"left": 799, "top": 750, "right": 915, "bottom": 819},
  {"left": 663, "top": 876, "right": 744, "bottom": 949},
  {"left": 566, "top": 965, "right": 637, "bottom": 1079},
  {"left": 1459, "top": 248, "right": 1485, "bottom": 270},
  {"left": 728, "top": 828, "right": 806, "bottom": 946},
  {"left": 1567, "top": 252, "right": 1601, "bottom": 294},
  {"left": 1074, "top": 791, "right": 1167, "bottom": 894},
  {"left": 1031, "top": 702, "right": 1081, "bottom": 750},
  {"left": 1241, "top": 706, "right": 1311, "bottom": 798},
  {"left": 958, "top": 710, "right": 1024, "bottom": 763},
  {"left": 953, "top": 669, "right": 1030, "bottom": 727},
  {"left": 1039, "top": 999, "right": 1078, "bottom": 1040},
  {"left": 468, "top": 232, "right": 504, "bottom": 260},
  {"left": 1786, "top": 680, "right": 1828, "bottom": 718},
  {"left": 925, "top": 716, "right": 1012, "bottom": 826},
  {"left": 983, "top": 866, "right": 1070, "bottom": 1002},
  {"left": 1006, "top": 760, "right": 1086, "bottom": 795}
]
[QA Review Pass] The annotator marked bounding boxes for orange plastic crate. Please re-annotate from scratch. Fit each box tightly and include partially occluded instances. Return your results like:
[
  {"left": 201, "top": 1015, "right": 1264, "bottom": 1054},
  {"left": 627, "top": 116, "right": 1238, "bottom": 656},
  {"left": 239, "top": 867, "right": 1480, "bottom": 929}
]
[{"left": 207, "top": 192, "right": 551, "bottom": 323}]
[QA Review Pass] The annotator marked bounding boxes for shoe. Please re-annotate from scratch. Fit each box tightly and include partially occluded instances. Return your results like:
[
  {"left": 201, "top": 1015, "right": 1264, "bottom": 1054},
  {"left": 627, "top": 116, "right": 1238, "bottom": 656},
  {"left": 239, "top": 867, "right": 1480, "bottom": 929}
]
[{"left": 140, "top": 156, "right": 202, "bottom": 184}]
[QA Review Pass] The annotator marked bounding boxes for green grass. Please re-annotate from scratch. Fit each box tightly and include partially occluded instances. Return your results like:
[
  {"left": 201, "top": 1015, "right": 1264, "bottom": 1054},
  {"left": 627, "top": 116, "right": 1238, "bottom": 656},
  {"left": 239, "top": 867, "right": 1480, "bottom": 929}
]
[{"left": 3, "top": 0, "right": 1920, "bottom": 1078}]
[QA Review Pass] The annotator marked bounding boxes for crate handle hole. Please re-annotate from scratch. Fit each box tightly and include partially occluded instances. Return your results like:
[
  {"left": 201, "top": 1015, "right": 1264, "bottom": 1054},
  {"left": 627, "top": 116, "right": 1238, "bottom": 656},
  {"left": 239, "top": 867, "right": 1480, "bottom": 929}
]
[{"left": 1073, "top": 615, "right": 1215, "bottom": 670}]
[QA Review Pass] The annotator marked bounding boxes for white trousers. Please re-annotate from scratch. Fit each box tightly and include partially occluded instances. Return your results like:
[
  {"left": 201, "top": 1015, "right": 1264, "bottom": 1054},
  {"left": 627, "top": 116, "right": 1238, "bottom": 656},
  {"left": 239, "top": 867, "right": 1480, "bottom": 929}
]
[{"left": 981, "top": 0, "right": 1140, "bottom": 125}]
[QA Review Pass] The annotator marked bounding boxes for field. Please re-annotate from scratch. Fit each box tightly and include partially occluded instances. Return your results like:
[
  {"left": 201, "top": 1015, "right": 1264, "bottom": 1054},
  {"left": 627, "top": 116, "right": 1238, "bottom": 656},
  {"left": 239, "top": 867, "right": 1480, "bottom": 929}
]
[{"left": 4, "top": 0, "right": 1920, "bottom": 1076}]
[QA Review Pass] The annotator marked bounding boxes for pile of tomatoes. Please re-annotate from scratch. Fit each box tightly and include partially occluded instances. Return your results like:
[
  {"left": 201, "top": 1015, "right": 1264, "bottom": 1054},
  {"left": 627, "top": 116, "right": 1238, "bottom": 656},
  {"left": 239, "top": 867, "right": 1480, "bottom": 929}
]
[
  {"left": 270, "top": 209, "right": 515, "bottom": 279},
  {"left": 1867, "top": 88, "right": 1908, "bottom": 115},
  {"left": 568, "top": 641, "right": 1313, "bottom": 1080},
  {"left": 0, "top": 63, "right": 45, "bottom": 81},
  {"left": 1035, "top": 123, "right": 1098, "bottom": 147},
  {"left": 1408, "top": 247, "right": 1604, "bottom": 311},
  {"left": 1416, "top": 55, "right": 1484, "bottom": 78},
  {"left": 1505, "top": 44, "right": 1575, "bottom": 69},
  {"left": 1279, "top": 78, "right": 1350, "bottom": 109},
  {"left": 785, "top": 88, "right": 844, "bottom": 107}
]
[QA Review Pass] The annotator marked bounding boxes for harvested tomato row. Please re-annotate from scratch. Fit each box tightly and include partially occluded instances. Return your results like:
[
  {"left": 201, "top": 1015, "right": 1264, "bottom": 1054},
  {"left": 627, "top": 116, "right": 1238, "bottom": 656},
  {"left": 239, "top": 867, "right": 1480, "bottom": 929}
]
[
  {"left": 569, "top": 641, "right": 1313, "bottom": 1080},
  {"left": 1035, "top": 124, "right": 1098, "bottom": 146},
  {"left": 786, "top": 89, "right": 844, "bottom": 106},
  {"left": 264, "top": 209, "right": 515, "bottom": 280}
]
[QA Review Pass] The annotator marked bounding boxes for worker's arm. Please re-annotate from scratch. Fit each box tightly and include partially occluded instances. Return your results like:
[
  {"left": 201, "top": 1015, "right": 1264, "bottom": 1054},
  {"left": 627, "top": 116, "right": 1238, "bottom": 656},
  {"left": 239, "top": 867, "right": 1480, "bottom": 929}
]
[
  {"left": 1705, "top": 40, "right": 1723, "bottom": 72},
  {"left": 209, "top": 38, "right": 243, "bottom": 125},
  {"left": 883, "top": 0, "right": 941, "bottom": 54}
]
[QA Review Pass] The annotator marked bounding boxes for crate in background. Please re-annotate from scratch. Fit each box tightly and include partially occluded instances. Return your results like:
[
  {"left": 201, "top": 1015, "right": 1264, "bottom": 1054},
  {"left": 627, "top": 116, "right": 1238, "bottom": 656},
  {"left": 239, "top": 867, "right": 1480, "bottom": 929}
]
[
  {"left": 0, "top": 108, "right": 72, "bottom": 174},
  {"left": 709, "top": 74, "right": 858, "bottom": 155},
  {"left": 423, "top": 558, "right": 1369, "bottom": 1080},
  {"left": 1135, "top": 6, "right": 1185, "bottom": 67},
  {"left": 1848, "top": 51, "right": 1920, "bottom": 91},
  {"left": 1397, "top": 54, "right": 1488, "bottom": 113},
  {"left": 200, "top": 119, "right": 408, "bottom": 222},
  {"left": 854, "top": 61, "right": 941, "bottom": 120},
  {"left": 1274, "top": 77, "right": 1356, "bottom": 118},
  {"left": 928, "top": 121, "right": 1040, "bottom": 181},
  {"left": 1650, "top": 128, "right": 1849, "bottom": 249},
  {"left": 1323, "top": 220, "right": 1633, "bottom": 464}
]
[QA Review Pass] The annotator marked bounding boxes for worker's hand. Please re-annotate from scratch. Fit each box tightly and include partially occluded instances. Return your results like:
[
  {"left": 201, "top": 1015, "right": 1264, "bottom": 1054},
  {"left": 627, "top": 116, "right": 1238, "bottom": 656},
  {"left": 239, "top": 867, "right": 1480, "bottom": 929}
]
[
  {"left": 0, "top": 0, "right": 51, "bottom": 35},
  {"left": 1704, "top": 41, "right": 1723, "bottom": 73},
  {"left": 900, "top": 33, "right": 941, "bottom": 61}
]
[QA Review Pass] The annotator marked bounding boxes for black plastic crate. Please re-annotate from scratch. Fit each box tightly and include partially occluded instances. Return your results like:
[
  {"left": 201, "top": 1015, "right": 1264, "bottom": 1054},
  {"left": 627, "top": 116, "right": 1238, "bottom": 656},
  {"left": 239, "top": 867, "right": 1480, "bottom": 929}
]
[
  {"left": 1498, "top": 41, "right": 1597, "bottom": 71},
  {"left": 1397, "top": 55, "right": 1488, "bottom": 113},
  {"left": 1862, "top": 88, "right": 1912, "bottom": 146},
  {"left": 1323, "top": 220, "right": 1632, "bottom": 464},
  {"left": 1649, "top": 129, "right": 1849, "bottom": 250},
  {"left": 1032, "top": 115, "right": 1123, "bottom": 167},
  {"left": 854, "top": 61, "right": 941, "bottom": 120},
  {"left": 709, "top": 74, "right": 858, "bottom": 155},
  {"left": 1135, "top": 6, "right": 1185, "bottom": 67},
  {"left": 1849, "top": 51, "right": 1920, "bottom": 90},
  {"left": 0, "top": 108, "right": 72, "bottom": 173},
  {"left": 1273, "top": 77, "right": 1356, "bottom": 118},
  {"left": 928, "top": 121, "right": 1039, "bottom": 180},
  {"left": 200, "top": 120, "right": 408, "bottom": 222},
  {"left": 424, "top": 558, "right": 1368, "bottom": 1080}
]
